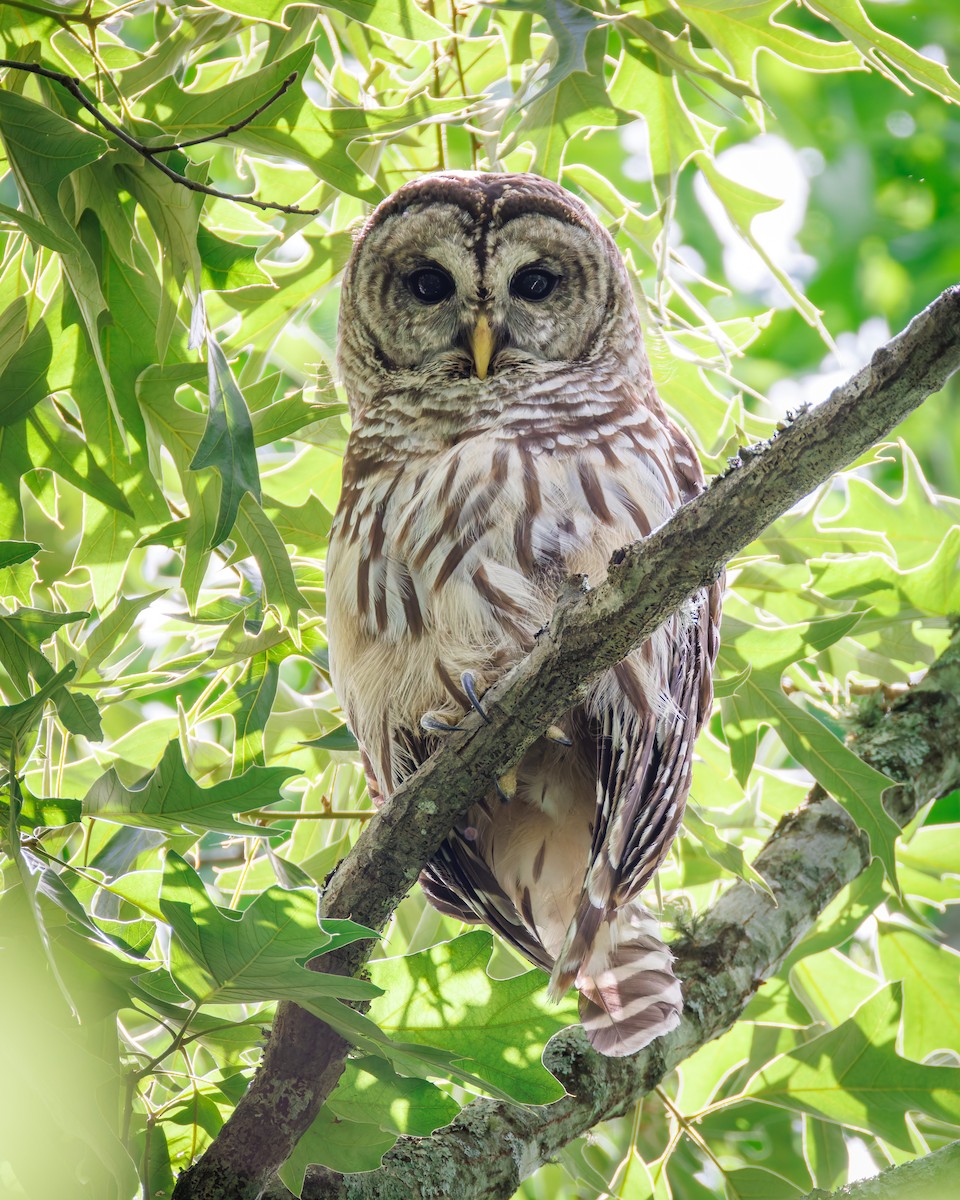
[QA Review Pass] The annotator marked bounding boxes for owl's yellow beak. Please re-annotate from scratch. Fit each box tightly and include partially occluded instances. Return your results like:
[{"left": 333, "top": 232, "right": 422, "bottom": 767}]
[{"left": 470, "top": 315, "right": 495, "bottom": 380}]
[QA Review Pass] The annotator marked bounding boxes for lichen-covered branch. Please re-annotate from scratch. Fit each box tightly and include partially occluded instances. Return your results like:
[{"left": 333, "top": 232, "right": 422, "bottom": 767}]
[
  {"left": 800, "top": 1139, "right": 960, "bottom": 1200},
  {"left": 289, "top": 625, "right": 960, "bottom": 1199},
  {"left": 173, "top": 289, "right": 960, "bottom": 1200}
]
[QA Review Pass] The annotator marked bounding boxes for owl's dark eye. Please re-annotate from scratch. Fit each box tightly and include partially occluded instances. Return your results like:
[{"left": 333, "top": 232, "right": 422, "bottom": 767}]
[
  {"left": 406, "top": 266, "right": 455, "bottom": 305},
  {"left": 511, "top": 267, "right": 559, "bottom": 302}
]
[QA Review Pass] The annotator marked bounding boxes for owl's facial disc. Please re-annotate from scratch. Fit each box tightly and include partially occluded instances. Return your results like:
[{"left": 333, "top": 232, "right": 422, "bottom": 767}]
[{"left": 345, "top": 191, "right": 619, "bottom": 383}]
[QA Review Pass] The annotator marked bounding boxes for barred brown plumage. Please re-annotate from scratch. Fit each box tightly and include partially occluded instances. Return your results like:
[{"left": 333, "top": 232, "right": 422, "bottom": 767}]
[{"left": 327, "top": 172, "right": 721, "bottom": 1056}]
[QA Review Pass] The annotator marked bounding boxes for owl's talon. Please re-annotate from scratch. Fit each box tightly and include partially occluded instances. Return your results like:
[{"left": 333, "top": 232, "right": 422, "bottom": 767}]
[
  {"left": 421, "top": 713, "right": 466, "bottom": 734},
  {"left": 461, "top": 671, "right": 491, "bottom": 724},
  {"left": 496, "top": 766, "right": 518, "bottom": 804},
  {"left": 545, "top": 724, "right": 572, "bottom": 747}
]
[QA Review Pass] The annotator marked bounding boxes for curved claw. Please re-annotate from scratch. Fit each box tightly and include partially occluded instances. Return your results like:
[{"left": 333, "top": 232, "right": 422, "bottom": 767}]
[
  {"left": 461, "top": 671, "right": 491, "bottom": 724},
  {"left": 420, "top": 713, "right": 466, "bottom": 734},
  {"left": 545, "top": 724, "right": 572, "bottom": 747}
]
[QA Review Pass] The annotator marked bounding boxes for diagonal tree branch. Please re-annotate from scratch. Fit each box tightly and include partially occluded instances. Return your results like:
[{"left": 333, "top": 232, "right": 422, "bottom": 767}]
[
  {"left": 173, "top": 287, "right": 960, "bottom": 1200},
  {"left": 298, "top": 622, "right": 960, "bottom": 1198},
  {"left": 799, "top": 1139, "right": 960, "bottom": 1200}
]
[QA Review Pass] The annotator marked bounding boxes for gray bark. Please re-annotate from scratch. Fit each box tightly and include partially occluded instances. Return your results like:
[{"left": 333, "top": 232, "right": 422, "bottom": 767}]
[
  {"left": 800, "top": 1139, "right": 960, "bottom": 1200},
  {"left": 173, "top": 287, "right": 960, "bottom": 1200}
]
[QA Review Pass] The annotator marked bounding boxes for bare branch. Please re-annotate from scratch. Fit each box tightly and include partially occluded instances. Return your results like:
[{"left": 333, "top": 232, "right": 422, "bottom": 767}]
[
  {"left": 172, "top": 289, "right": 960, "bottom": 1200},
  {"left": 0, "top": 59, "right": 321, "bottom": 216}
]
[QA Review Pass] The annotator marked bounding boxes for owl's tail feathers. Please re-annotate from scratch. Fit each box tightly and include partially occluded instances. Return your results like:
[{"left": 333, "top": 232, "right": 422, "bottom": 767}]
[{"left": 548, "top": 903, "right": 682, "bottom": 1058}]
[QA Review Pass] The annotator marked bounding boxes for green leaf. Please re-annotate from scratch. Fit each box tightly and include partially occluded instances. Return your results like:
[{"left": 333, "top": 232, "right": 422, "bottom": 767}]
[
  {"left": 280, "top": 1106, "right": 397, "bottom": 1191},
  {"left": 0, "top": 90, "right": 125, "bottom": 432},
  {"left": 366, "top": 929, "right": 577, "bottom": 1104},
  {"left": 497, "top": 0, "right": 600, "bottom": 103},
  {"left": 724, "top": 1167, "right": 805, "bottom": 1200},
  {"left": 280, "top": 1051, "right": 464, "bottom": 1184},
  {"left": 144, "top": 46, "right": 472, "bottom": 201},
  {"left": 718, "top": 615, "right": 900, "bottom": 885},
  {"left": 0, "top": 886, "right": 139, "bottom": 1199},
  {"left": 82, "top": 738, "right": 299, "bottom": 836},
  {"left": 684, "top": 803, "right": 773, "bottom": 895},
  {"left": 0, "top": 304, "right": 53, "bottom": 425},
  {"left": 153, "top": 852, "right": 378, "bottom": 1006},
  {"left": 262, "top": 493, "right": 333, "bottom": 554},
  {"left": 210, "top": 0, "right": 447, "bottom": 40},
  {"left": 517, "top": 30, "right": 629, "bottom": 178},
  {"left": 0, "top": 608, "right": 101, "bottom": 739},
  {"left": 878, "top": 924, "right": 960, "bottom": 1062},
  {"left": 0, "top": 663, "right": 79, "bottom": 760},
  {"left": 806, "top": 0, "right": 960, "bottom": 104},
  {"left": 190, "top": 336, "right": 262, "bottom": 548},
  {"left": 198, "top": 224, "right": 271, "bottom": 291},
  {"left": 682, "top": 0, "right": 862, "bottom": 97},
  {"left": 0, "top": 540, "right": 40, "bottom": 568},
  {"left": 790, "top": 948, "right": 883, "bottom": 1028},
  {"left": 210, "top": 652, "right": 279, "bottom": 771},
  {"left": 0, "top": 787, "right": 82, "bottom": 831},
  {"left": 743, "top": 984, "right": 960, "bottom": 1149},
  {"left": 0, "top": 199, "right": 78, "bottom": 255},
  {"left": 301, "top": 723, "right": 359, "bottom": 752},
  {"left": 897, "top": 824, "right": 960, "bottom": 906},
  {"left": 74, "top": 590, "right": 166, "bottom": 683},
  {"left": 609, "top": 33, "right": 717, "bottom": 200},
  {"left": 235, "top": 493, "right": 309, "bottom": 627},
  {"left": 25, "top": 398, "right": 135, "bottom": 518},
  {"left": 700, "top": 157, "right": 826, "bottom": 330},
  {"left": 252, "top": 392, "right": 329, "bottom": 445},
  {"left": 328, "top": 1055, "right": 461, "bottom": 1136}
]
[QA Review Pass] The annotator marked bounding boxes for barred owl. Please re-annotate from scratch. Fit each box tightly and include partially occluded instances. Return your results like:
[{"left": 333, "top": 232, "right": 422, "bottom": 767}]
[{"left": 326, "top": 173, "right": 721, "bottom": 1057}]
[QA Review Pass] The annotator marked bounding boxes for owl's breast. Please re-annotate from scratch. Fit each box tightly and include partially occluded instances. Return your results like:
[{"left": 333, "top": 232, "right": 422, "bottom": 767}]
[
  {"left": 326, "top": 426, "right": 681, "bottom": 775},
  {"left": 326, "top": 438, "right": 546, "bottom": 720}
]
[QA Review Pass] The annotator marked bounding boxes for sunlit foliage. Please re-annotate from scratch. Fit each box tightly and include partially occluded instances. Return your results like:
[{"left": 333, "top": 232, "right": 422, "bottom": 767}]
[{"left": 0, "top": 3, "right": 958, "bottom": 1197}]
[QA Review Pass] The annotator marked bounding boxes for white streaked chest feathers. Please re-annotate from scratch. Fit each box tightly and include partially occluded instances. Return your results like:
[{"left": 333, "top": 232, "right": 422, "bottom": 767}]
[{"left": 327, "top": 422, "right": 680, "bottom": 783}]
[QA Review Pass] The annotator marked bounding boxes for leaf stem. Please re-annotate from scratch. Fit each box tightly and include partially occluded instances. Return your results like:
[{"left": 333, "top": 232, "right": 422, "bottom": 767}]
[{"left": 242, "top": 808, "right": 374, "bottom": 823}]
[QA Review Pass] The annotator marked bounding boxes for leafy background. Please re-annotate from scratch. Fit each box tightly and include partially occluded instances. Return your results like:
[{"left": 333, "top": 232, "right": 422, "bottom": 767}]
[{"left": 0, "top": 2, "right": 959, "bottom": 1198}]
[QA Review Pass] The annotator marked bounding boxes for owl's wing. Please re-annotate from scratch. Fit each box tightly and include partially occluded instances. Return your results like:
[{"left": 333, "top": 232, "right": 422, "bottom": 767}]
[
  {"left": 543, "top": 578, "right": 720, "bottom": 1054},
  {"left": 421, "top": 826, "right": 554, "bottom": 973},
  {"left": 380, "top": 727, "right": 556, "bottom": 973},
  {"left": 586, "top": 577, "right": 721, "bottom": 910}
]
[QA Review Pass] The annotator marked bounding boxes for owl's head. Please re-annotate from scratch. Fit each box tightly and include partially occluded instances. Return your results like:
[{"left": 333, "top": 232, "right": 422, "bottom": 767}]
[{"left": 337, "top": 173, "right": 644, "bottom": 420}]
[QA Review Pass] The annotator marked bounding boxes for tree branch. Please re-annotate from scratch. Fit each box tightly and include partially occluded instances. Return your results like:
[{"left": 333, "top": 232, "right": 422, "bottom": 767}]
[
  {"left": 173, "top": 287, "right": 960, "bottom": 1200},
  {"left": 298, "top": 622, "right": 960, "bottom": 1198},
  {"left": 799, "top": 1139, "right": 960, "bottom": 1200}
]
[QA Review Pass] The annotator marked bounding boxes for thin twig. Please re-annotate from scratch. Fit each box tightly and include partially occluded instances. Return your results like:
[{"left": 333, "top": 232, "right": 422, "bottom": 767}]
[
  {"left": 145, "top": 72, "right": 298, "bottom": 152},
  {"left": 244, "top": 809, "right": 375, "bottom": 822},
  {"left": 0, "top": 59, "right": 322, "bottom": 216}
]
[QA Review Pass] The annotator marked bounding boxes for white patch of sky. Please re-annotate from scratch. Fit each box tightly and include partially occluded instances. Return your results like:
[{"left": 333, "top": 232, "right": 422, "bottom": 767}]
[
  {"left": 619, "top": 123, "right": 895, "bottom": 412},
  {"left": 846, "top": 1136, "right": 881, "bottom": 1184},
  {"left": 693, "top": 133, "right": 817, "bottom": 306},
  {"left": 270, "top": 229, "right": 310, "bottom": 263},
  {"left": 768, "top": 316, "right": 891, "bottom": 413}
]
